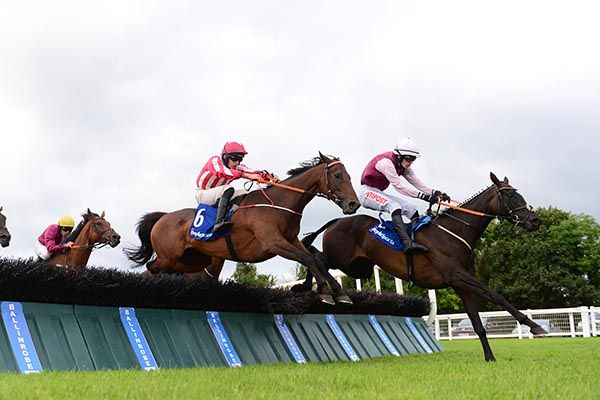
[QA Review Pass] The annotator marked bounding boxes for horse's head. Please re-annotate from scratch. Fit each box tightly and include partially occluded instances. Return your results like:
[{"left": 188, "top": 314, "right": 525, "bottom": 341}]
[
  {"left": 489, "top": 173, "right": 541, "bottom": 231},
  {"left": 0, "top": 207, "right": 11, "bottom": 248},
  {"left": 317, "top": 152, "right": 360, "bottom": 215},
  {"left": 85, "top": 209, "right": 121, "bottom": 247}
]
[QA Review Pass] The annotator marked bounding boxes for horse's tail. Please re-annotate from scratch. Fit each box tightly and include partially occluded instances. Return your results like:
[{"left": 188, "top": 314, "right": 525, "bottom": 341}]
[
  {"left": 124, "top": 211, "right": 166, "bottom": 267},
  {"left": 301, "top": 218, "right": 340, "bottom": 249}
]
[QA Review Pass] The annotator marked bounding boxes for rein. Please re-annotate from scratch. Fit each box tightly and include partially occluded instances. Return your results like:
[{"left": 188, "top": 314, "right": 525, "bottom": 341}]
[
  {"left": 431, "top": 185, "right": 533, "bottom": 252},
  {"left": 64, "top": 221, "right": 113, "bottom": 260},
  {"left": 238, "top": 160, "right": 344, "bottom": 215}
]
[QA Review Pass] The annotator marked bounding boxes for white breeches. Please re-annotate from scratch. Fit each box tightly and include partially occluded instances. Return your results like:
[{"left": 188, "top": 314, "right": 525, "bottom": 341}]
[{"left": 358, "top": 185, "right": 417, "bottom": 219}]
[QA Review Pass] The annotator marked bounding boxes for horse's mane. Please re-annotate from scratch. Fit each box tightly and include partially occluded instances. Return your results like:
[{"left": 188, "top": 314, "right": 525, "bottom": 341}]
[
  {"left": 287, "top": 156, "right": 339, "bottom": 176},
  {"left": 441, "top": 185, "right": 493, "bottom": 216},
  {"left": 65, "top": 211, "right": 99, "bottom": 243}
]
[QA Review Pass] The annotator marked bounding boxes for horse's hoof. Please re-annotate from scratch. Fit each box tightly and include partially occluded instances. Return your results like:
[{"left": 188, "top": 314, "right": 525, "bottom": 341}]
[
  {"left": 531, "top": 326, "right": 547, "bottom": 335},
  {"left": 319, "top": 294, "right": 335, "bottom": 305},
  {"left": 335, "top": 295, "right": 353, "bottom": 305}
]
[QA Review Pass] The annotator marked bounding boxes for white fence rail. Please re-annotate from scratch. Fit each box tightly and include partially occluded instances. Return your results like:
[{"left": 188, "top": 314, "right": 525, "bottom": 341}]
[{"left": 434, "top": 306, "right": 600, "bottom": 340}]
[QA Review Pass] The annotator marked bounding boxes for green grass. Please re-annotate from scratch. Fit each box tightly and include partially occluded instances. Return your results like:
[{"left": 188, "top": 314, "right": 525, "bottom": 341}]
[{"left": 1, "top": 338, "right": 599, "bottom": 399}]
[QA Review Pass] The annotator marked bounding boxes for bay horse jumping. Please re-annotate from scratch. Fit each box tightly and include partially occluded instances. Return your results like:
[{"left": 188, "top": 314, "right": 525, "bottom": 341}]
[
  {"left": 125, "top": 153, "right": 360, "bottom": 303},
  {"left": 0, "top": 207, "right": 10, "bottom": 248},
  {"left": 48, "top": 209, "right": 121, "bottom": 268},
  {"left": 297, "top": 173, "right": 542, "bottom": 361}
]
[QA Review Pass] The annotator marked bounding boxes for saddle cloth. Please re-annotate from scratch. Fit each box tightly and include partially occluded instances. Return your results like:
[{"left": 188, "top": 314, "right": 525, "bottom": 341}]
[
  {"left": 189, "top": 203, "right": 234, "bottom": 241},
  {"left": 368, "top": 215, "right": 432, "bottom": 251}
]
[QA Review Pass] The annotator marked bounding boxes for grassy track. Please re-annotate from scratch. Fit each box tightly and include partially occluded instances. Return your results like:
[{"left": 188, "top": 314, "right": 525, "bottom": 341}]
[{"left": 1, "top": 338, "right": 598, "bottom": 399}]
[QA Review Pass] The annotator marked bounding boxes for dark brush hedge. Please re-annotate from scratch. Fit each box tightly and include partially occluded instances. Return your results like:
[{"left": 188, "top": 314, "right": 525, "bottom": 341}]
[{"left": 0, "top": 257, "right": 429, "bottom": 316}]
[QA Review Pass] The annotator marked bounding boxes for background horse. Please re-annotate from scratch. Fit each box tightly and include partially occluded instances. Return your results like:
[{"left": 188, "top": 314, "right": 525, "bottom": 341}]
[
  {"left": 48, "top": 209, "right": 120, "bottom": 268},
  {"left": 297, "top": 172, "right": 542, "bottom": 361},
  {"left": 125, "top": 153, "right": 360, "bottom": 304},
  {"left": 0, "top": 207, "right": 10, "bottom": 247}
]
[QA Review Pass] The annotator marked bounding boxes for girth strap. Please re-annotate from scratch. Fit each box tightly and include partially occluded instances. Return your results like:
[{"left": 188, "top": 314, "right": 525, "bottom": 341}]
[
  {"left": 225, "top": 236, "right": 240, "bottom": 261},
  {"left": 406, "top": 252, "right": 415, "bottom": 288}
]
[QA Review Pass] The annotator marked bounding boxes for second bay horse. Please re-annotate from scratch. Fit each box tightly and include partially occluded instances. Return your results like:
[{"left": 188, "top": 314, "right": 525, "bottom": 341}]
[
  {"left": 125, "top": 153, "right": 360, "bottom": 303},
  {"left": 0, "top": 207, "right": 10, "bottom": 248},
  {"left": 297, "top": 173, "right": 542, "bottom": 361},
  {"left": 48, "top": 209, "right": 121, "bottom": 268}
]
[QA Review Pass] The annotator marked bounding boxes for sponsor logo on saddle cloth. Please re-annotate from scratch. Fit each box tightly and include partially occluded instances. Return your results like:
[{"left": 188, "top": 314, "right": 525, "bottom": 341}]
[
  {"left": 368, "top": 215, "right": 432, "bottom": 251},
  {"left": 189, "top": 204, "right": 234, "bottom": 241}
]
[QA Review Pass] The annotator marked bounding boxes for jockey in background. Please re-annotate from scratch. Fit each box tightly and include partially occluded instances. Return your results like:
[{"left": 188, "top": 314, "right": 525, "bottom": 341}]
[
  {"left": 195, "top": 141, "right": 279, "bottom": 234},
  {"left": 35, "top": 215, "right": 75, "bottom": 260},
  {"left": 359, "top": 137, "right": 450, "bottom": 253}
]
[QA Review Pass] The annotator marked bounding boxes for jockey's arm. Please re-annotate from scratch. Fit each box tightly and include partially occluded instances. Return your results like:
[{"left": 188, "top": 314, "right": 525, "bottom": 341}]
[
  {"left": 403, "top": 167, "right": 434, "bottom": 196},
  {"left": 375, "top": 158, "right": 421, "bottom": 198},
  {"left": 238, "top": 165, "right": 279, "bottom": 183}
]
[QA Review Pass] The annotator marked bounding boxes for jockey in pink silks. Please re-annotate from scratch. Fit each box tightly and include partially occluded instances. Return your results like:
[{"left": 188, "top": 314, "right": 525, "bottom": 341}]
[
  {"left": 359, "top": 138, "right": 450, "bottom": 253},
  {"left": 194, "top": 141, "right": 279, "bottom": 234}
]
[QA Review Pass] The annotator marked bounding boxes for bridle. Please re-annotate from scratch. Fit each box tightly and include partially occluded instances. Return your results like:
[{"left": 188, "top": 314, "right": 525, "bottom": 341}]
[
  {"left": 494, "top": 186, "right": 535, "bottom": 227},
  {"left": 70, "top": 217, "right": 113, "bottom": 250},
  {"left": 432, "top": 184, "right": 535, "bottom": 251},
  {"left": 315, "top": 160, "right": 345, "bottom": 205},
  {"left": 241, "top": 160, "right": 346, "bottom": 215}
]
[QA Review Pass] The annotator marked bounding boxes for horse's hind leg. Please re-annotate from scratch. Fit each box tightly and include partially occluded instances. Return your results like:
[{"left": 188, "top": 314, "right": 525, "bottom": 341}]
[
  {"left": 449, "top": 269, "right": 545, "bottom": 335},
  {"left": 291, "top": 267, "right": 313, "bottom": 292},
  {"left": 262, "top": 237, "right": 335, "bottom": 305},
  {"left": 455, "top": 288, "right": 496, "bottom": 362}
]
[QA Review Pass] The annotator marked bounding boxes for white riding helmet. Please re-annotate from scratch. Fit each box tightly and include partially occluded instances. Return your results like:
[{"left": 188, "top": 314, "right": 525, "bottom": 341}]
[{"left": 394, "top": 137, "right": 421, "bottom": 158}]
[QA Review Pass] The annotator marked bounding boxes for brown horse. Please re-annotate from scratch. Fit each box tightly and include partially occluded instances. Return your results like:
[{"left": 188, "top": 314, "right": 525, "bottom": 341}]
[
  {"left": 297, "top": 173, "right": 542, "bottom": 361},
  {"left": 48, "top": 209, "right": 121, "bottom": 268},
  {"left": 125, "top": 153, "right": 360, "bottom": 303},
  {"left": 0, "top": 207, "right": 10, "bottom": 248}
]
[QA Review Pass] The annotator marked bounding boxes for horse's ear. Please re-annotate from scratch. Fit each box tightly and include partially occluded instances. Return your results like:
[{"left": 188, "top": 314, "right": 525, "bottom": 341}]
[
  {"left": 101, "top": 211, "right": 105, "bottom": 218},
  {"left": 503, "top": 176, "right": 509, "bottom": 184},
  {"left": 319, "top": 151, "right": 331, "bottom": 163},
  {"left": 490, "top": 172, "right": 500, "bottom": 185},
  {"left": 0, "top": 206, "right": 2, "bottom": 212},
  {"left": 87, "top": 208, "right": 92, "bottom": 215}
]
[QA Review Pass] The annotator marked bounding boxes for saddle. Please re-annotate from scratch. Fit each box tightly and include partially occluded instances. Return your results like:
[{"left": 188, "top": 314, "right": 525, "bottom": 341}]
[
  {"left": 368, "top": 215, "right": 432, "bottom": 251},
  {"left": 189, "top": 203, "right": 235, "bottom": 241}
]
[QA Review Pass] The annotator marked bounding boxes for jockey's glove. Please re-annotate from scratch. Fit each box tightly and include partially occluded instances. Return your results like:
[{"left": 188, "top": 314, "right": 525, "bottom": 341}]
[
  {"left": 433, "top": 190, "right": 451, "bottom": 202},
  {"left": 419, "top": 192, "right": 439, "bottom": 204}
]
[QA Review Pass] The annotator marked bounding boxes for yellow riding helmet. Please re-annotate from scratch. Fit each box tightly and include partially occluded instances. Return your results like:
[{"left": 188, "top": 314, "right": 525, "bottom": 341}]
[{"left": 58, "top": 215, "right": 75, "bottom": 228}]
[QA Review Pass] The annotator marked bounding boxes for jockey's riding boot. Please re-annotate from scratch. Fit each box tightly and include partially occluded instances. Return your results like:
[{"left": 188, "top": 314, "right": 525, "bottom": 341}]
[
  {"left": 212, "top": 187, "right": 235, "bottom": 235},
  {"left": 392, "top": 210, "right": 428, "bottom": 253}
]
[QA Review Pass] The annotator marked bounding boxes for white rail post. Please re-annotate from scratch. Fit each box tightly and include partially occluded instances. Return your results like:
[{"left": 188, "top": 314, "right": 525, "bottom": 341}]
[
  {"left": 336, "top": 276, "right": 343, "bottom": 288},
  {"left": 394, "top": 278, "right": 403, "bottom": 295},
  {"left": 355, "top": 279, "right": 362, "bottom": 291},
  {"left": 568, "top": 311, "right": 575, "bottom": 337},
  {"left": 581, "top": 306, "right": 591, "bottom": 338},
  {"left": 374, "top": 266, "right": 381, "bottom": 293},
  {"left": 426, "top": 290, "right": 437, "bottom": 326}
]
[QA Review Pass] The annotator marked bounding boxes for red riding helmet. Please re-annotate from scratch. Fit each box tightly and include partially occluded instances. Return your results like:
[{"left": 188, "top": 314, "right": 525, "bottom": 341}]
[{"left": 221, "top": 142, "right": 248, "bottom": 156}]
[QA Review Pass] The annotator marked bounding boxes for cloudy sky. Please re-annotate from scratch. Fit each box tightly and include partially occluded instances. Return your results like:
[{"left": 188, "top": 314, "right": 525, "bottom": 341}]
[{"left": 1, "top": 1, "right": 598, "bottom": 282}]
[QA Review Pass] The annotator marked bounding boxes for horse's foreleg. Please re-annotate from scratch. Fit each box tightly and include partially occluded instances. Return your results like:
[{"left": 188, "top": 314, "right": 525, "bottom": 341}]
[
  {"left": 262, "top": 237, "right": 335, "bottom": 305},
  {"left": 312, "top": 245, "right": 352, "bottom": 304},
  {"left": 291, "top": 238, "right": 352, "bottom": 303},
  {"left": 454, "top": 288, "right": 496, "bottom": 362},
  {"left": 449, "top": 269, "right": 545, "bottom": 335}
]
